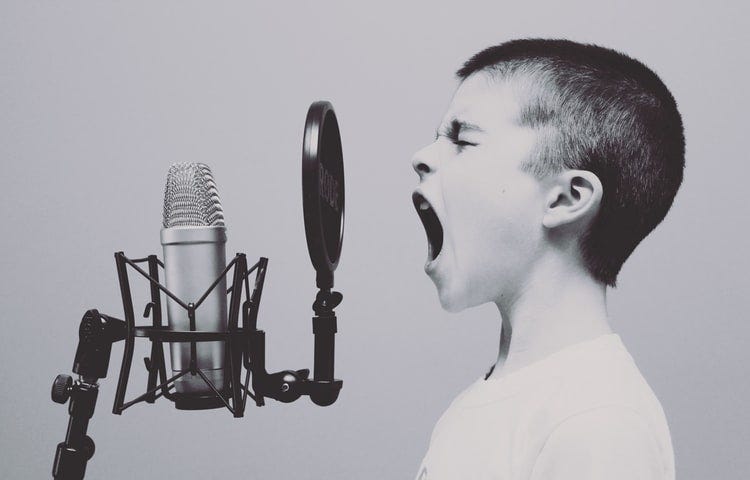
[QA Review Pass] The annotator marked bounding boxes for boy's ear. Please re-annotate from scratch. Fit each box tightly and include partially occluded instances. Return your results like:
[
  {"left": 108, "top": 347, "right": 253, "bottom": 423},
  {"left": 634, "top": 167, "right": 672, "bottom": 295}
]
[{"left": 542, "top": 170, "right": 603, "bottom": 229}]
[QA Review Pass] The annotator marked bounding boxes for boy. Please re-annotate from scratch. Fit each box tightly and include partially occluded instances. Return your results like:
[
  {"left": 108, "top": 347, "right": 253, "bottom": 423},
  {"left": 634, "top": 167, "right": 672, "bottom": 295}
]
[{"left": 411, "top": 39, "right": 683, "bottom": 479}]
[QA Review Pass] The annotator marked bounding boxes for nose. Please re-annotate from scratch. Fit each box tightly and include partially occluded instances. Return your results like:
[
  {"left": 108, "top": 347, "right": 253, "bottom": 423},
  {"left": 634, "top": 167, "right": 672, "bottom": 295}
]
[{"left": 411, "top": 143, "right": 437, "bottom": 180}]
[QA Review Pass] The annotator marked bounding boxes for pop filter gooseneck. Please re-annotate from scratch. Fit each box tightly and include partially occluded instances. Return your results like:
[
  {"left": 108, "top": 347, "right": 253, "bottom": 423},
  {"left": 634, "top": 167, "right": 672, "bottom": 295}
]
[{"left": 302, "top": 101, "right": 345, "bottom": 290}]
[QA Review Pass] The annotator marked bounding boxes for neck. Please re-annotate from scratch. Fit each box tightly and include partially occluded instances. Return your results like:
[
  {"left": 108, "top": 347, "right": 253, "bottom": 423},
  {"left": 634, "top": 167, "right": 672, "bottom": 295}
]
[{"left": 489, "top": 254, "right": 611, "bottom": 379}]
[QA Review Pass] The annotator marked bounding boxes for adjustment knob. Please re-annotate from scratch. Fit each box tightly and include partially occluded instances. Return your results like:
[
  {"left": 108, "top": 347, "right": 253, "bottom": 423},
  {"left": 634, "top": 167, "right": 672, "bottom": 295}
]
[
  {"left": 51, "top": 374, "right": 73, "bottom": 404},
  {"left": 82, "top": 435, "right": 96, "bottom": 460},
  {"left": 313, "top": 290, "right": 343, "bottom": 314},
  {"left": 271, "top": 371, "right": 303, "bottom": 403}
]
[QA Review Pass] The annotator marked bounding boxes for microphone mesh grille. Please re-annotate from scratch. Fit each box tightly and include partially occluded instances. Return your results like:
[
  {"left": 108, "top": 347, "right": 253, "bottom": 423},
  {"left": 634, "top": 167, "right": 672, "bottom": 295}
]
[{"left": 162, "top": 163, "right": 225, "bottom": 228}]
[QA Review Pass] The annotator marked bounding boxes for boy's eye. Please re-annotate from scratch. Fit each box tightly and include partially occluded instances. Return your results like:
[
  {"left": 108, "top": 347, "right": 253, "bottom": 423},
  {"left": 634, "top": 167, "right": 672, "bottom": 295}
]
[
  {"left": 452, "top": 139, "right": 476, "bottom": 148},
  {"left": 435, "top": 122, "right": 478, "bottom": 149},
  {"left": 449, "top": 137, "right": 477, "bottom": 150}
]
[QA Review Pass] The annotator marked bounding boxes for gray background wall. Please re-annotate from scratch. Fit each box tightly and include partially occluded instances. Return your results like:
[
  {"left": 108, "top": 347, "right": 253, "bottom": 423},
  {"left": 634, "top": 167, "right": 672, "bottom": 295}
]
[{"left": 1, "top": 1, "right": 747, "bottom": 479}]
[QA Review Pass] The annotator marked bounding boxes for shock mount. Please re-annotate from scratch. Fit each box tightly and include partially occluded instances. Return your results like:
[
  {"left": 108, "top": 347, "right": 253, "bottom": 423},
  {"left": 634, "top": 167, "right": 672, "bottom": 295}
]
[{"left": 51, "top": 252, "right": 342, "bottom": 479}]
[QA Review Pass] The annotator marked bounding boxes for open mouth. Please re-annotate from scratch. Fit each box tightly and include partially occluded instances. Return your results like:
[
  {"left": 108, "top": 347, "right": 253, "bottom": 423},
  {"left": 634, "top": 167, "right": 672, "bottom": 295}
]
[{"left": 412, "top": 192, "right": 444, "bottom": 262}]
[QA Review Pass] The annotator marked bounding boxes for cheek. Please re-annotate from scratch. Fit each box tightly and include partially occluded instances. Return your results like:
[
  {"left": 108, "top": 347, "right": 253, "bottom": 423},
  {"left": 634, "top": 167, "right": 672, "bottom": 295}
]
[
  {"left": 451, "top": 176, "right": 542, "bottom": 275},
  {"left": 492, "top": 187, "right": 543, "bottom": 258},
  {"left": 446, "top": 168, "right": 539, "bottom": 237}
]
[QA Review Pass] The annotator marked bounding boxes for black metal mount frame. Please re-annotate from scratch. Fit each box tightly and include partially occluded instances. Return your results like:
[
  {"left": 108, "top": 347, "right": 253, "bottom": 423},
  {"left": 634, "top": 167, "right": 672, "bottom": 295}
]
[
  {"left": 51, "top": 251, "right": 342, "bottom": 479},
  {"left": 113, "top": 249, "right": 343, "bottom": 413}
]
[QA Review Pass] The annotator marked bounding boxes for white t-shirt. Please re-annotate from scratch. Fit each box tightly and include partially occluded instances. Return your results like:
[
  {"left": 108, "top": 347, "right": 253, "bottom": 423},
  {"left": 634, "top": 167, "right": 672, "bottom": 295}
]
[{"left": 415, "top": 334, "right": 674, "bottom": 480}]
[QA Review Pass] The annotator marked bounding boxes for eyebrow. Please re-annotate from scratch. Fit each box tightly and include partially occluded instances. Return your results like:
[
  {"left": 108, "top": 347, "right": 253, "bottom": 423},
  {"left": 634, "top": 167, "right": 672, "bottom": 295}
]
[{"left": 435, "top": 118, "right": 485, "bottom": 139}]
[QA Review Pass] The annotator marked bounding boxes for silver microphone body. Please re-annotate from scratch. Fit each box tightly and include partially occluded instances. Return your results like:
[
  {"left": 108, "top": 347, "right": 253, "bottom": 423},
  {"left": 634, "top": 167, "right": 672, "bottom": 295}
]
[
  {"left": 161, "top": 163, "right": 228, "bottom": 395},
  {"left": 161, "top": 226, "right": 227, "bottom": 393}
]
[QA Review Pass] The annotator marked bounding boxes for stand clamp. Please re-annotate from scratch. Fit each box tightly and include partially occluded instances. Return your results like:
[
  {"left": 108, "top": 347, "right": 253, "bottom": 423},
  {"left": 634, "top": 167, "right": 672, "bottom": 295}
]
[
  {"left": 309, "top": 288, "right": 343, "bottom": 406},
  {"left": 51, "top": 309, "right": 126, "bottom": 480},
  {"left": 247, "top": 288, "right": 343, "bottom": 407}
]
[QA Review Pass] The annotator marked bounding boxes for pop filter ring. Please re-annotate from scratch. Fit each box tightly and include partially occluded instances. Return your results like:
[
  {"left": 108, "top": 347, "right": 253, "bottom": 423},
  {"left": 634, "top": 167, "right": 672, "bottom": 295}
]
[{"left": 302, "top": 101, "right": 345, "bottom": 290}]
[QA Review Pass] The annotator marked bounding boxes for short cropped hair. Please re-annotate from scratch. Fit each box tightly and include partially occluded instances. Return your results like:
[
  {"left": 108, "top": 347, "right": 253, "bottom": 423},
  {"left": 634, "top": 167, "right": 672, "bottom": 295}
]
[{"left": 458, "top": 39, "right": 685, "bottom": 287}]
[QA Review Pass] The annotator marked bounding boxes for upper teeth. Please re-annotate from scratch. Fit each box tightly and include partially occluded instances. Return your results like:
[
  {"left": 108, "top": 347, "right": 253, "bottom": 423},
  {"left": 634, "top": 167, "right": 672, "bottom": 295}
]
[{"left": 419, "top": 200, "right": 430, "bottom": 211}]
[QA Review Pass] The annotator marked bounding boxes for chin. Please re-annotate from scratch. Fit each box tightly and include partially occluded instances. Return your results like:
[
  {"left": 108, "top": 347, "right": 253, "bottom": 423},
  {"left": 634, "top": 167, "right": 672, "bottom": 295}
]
[
  {"left": 439, "top": 296, "right": 466, "bottom": 313},
  {"left": 434, "top": 274, "right": 500, "bottom": 313},
  {"left": 435, "top": 284, "right": 474, "bottom": 313}
]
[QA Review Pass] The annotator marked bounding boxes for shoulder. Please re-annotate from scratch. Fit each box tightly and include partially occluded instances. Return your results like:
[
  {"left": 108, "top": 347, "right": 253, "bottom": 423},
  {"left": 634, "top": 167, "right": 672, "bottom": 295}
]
[
  {"left": 542, "top": 335, "right": 669, "bottom": 423},
  {"left": 529, "top": 406, "right": 673, "bottom": 480},
  {"left": 520, "top": 336, "right": 675, "bottom": 479}
]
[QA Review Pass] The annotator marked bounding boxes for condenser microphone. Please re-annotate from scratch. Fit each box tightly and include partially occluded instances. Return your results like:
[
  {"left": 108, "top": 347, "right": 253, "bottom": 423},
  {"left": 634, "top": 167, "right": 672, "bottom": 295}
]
[
  {"left": 49, "top": 102, "right": 347, "bottom": 479},
  {"left": 161, "top": 163, "right": 228, "bottom": 395}
]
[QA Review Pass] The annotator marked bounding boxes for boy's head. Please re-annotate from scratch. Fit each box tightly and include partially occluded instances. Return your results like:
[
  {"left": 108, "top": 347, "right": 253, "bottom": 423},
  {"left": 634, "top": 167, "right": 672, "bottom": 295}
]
[{"left": 412, "top": 39, "right": 684, "bottom": 312}]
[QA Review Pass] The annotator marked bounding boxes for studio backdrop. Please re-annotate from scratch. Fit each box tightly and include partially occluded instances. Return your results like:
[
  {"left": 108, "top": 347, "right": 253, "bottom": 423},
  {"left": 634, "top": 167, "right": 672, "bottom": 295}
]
[{"left": 0, "top": 1, "right": 747, "bottom": 479}]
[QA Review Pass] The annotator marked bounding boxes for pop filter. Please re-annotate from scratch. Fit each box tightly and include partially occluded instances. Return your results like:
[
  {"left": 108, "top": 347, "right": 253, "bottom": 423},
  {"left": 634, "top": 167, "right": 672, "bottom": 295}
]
[{"left": 302, "top": 101, "right": 345, "bottom": 290}]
